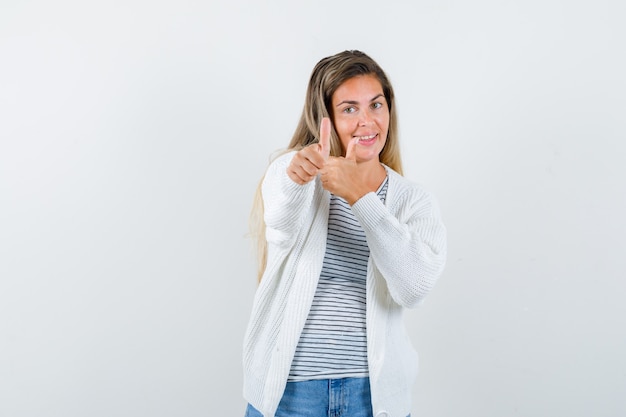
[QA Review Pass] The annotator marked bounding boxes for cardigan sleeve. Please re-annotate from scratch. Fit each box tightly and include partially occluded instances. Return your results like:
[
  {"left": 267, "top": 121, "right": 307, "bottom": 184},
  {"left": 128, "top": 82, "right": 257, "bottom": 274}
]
[
  {"left": 351, "top": 182, "right": 447, "bottom": 308},
  {"left": 262, "top": 151, "right": 317, "bottom": 248}
]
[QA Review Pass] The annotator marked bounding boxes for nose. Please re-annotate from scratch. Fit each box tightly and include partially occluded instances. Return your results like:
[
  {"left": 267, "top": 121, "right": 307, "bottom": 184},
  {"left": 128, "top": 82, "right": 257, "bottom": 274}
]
[{"left": 358, "top": 109, "right": 374, "bottom": 126}]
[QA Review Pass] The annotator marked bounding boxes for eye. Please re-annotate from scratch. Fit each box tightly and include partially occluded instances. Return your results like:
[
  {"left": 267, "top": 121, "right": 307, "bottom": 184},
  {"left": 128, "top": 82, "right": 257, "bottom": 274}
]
[
  {"left": 371, "top": 102, "right": 383, "bottom": 110},
  {"left": 343, "top": 106, "right": 357, "bottom": 114}
]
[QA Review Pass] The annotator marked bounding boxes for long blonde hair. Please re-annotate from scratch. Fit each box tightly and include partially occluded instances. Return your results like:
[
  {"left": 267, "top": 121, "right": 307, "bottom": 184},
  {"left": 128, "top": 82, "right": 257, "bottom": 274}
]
[{"left": 250, "top": 50, "right": 403, "bottom": 281}]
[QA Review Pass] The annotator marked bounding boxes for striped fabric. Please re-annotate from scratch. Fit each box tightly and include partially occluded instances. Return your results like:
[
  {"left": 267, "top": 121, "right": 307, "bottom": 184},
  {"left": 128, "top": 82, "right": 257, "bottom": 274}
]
[{"left": 288, "top": 177, "right": 389, "bottom": 381}]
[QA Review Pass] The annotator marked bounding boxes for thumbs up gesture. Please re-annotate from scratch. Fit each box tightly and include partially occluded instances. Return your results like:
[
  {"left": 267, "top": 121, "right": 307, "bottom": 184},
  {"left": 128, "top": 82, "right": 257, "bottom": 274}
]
[
  {"left": 287, "top": 117, "right": 331, "bottom": 185},
  {"left": 319, "top": 117, "right": 331, "bottom": 160},
  {"left": 319, "top": 136, "right": 362, "bottom": 203}
]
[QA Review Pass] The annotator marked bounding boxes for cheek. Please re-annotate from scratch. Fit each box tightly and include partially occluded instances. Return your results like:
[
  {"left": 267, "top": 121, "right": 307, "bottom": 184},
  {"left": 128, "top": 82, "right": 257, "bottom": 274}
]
[
  {"left": 377, "top": 113, "right": 390, "bottom": 128},
  {"left": 334, "top": 120, "right": 353, "bottom": 146}
]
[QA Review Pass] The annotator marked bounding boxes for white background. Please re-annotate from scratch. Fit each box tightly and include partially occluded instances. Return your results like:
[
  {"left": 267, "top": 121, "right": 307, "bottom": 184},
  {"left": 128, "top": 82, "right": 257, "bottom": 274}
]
[{"left": 1, "top": 1, "right": 625, "bottom": 416}]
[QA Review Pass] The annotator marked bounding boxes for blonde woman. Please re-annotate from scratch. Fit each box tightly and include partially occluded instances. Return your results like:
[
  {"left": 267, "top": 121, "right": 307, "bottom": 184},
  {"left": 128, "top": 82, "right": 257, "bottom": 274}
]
[{"left": 243, "top": 50, "right": 447, "bottom": 417}]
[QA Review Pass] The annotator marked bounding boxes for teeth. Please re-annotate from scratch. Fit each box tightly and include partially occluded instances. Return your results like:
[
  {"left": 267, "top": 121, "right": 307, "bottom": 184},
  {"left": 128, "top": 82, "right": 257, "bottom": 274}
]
[{"left": 356, "top": 134, "right": 376, "bottom": 141}]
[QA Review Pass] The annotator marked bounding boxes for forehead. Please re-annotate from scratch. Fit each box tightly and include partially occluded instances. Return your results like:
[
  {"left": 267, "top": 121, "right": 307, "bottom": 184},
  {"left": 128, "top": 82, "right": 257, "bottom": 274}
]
[{"left": 332, "top": 74, "right": 384, "bottom": 102}]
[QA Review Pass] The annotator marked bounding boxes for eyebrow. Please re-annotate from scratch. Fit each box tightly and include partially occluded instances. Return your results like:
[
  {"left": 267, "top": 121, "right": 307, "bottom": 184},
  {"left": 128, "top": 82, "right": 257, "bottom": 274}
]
[{"left": 335, "top": 94, "right": 385, "bottom": 107}]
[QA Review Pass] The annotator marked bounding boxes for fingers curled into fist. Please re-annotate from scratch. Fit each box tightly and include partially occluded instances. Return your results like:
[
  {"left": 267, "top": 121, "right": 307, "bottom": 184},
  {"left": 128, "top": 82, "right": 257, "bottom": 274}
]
[{"left": 286, "top": 117, "right": 332, "bottom": 185}]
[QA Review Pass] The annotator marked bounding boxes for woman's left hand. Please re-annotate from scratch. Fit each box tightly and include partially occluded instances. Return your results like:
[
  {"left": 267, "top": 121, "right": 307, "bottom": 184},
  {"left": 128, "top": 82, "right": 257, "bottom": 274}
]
[{"left": 319, "top": 138, "right": 368, "bottom": 205}]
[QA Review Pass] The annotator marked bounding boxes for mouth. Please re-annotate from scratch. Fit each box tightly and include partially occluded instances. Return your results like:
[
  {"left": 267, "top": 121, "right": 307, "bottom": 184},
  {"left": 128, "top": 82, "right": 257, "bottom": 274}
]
[{"left": 354, "top": 133, "right": 378, "bottom": 145}]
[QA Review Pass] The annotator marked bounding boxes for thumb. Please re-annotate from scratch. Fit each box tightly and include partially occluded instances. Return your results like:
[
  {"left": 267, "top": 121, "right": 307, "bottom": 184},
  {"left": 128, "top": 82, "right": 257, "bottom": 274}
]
[
  {"left": 345, "top": 137, "right": 358, "bottom": 161},
  {"left": 319, "top": 117, "right": 331, "bottom": 160}
]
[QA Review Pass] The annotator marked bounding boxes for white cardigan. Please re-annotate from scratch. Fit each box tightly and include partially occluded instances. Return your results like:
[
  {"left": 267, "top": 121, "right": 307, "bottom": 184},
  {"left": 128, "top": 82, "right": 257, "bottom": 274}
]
[{"left": 243, "top": 152, "right": 447, "bottom": 417}]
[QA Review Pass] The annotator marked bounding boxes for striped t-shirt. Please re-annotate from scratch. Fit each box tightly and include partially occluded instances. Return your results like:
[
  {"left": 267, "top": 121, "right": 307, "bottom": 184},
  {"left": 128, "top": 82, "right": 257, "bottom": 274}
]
[{"left": 288, "top": 176, "right": 389, "bottom": 381}]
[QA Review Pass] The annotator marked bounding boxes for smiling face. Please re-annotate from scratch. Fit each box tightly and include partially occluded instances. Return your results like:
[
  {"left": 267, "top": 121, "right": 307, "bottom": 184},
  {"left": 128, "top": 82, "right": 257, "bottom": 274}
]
[{"left": 331, "top": 74, "right": 390, "bottom": 165}]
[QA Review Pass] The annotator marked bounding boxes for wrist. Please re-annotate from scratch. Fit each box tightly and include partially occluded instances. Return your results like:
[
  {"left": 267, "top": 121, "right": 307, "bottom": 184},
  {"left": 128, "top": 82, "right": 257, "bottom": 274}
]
[{"left": 347, "top": 189, "right": 368, "bottom": 206}]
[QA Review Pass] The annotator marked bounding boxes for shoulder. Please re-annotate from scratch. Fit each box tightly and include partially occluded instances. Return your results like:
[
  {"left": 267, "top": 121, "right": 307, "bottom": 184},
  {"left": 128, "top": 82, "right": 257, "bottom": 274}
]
[
  {"left": 384, "top": 165, "right": 432, "bottom": 198},
  {"left": 267, "top": 149, "right": 297, "bottom": 170},
  {"left": 384, "top": 166, "right": 442, "bottom": 215},
  {"left": 263, "top": 150, "right": 297, "bottom": 182}
]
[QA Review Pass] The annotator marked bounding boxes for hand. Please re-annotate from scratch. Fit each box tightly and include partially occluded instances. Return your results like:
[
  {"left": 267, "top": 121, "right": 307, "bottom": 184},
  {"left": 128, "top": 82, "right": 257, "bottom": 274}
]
[
  {"left": 287, "top": 117, "right": 331, "bottom": 185},
  {"left": 319, "top": 137, "right": 366, "bottom": 204}
]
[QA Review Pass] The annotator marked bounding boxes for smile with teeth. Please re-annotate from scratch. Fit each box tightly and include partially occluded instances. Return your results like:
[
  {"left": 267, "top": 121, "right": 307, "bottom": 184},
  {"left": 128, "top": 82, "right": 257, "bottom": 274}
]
[{"left": 355, "top": 133, "right": 377, "bottom": 143}]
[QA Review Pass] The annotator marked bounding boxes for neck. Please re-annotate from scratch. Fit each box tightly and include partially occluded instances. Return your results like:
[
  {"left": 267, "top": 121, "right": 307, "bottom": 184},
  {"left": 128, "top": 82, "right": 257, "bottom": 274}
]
[{"left": 356, "top": 159, "right": 386, "bottom": 191}]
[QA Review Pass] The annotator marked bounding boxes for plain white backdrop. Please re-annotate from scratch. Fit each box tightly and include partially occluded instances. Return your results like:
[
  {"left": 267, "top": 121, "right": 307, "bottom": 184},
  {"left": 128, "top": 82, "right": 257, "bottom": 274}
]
[{"left": 1, "top": 1, "right": 625, "bottom": 416}]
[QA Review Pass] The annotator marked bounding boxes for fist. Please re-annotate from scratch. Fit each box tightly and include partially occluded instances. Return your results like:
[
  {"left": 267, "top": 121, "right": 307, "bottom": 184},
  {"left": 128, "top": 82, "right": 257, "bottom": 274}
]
[{"left": 287, "top": 117, "right": 331, "bottom": 184}]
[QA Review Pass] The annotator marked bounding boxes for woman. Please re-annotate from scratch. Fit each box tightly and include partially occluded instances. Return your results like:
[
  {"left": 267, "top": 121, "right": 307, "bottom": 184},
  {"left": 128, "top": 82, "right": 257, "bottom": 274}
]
[{"left": 243, "top": 50, "right": 446, "bottom": 417}]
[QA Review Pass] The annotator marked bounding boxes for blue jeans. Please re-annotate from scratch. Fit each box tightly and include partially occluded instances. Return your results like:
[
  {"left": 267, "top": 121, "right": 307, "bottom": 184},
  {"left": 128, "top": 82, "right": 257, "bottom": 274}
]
[{"left": 245, "top": 377, "right": 374, "bottom": 417}]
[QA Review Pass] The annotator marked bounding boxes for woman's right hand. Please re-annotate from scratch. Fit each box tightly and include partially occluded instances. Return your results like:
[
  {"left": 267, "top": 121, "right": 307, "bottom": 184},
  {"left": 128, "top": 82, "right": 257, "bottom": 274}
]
[{"left": 286, "top": 117, "right": 331, "bottom": 185}]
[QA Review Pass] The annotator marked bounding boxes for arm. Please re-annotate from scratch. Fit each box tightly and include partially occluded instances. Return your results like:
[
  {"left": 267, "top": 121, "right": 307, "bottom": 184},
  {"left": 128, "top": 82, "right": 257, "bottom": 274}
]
[
  {"left": 262, "top": 152, "right": 317, "bottom": 248},
  {"left": 352, "top": 185, "right": 447, "bottom": 308},
  {"left": 263, "top": 118, "right": 331, "bottom": 247}
]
